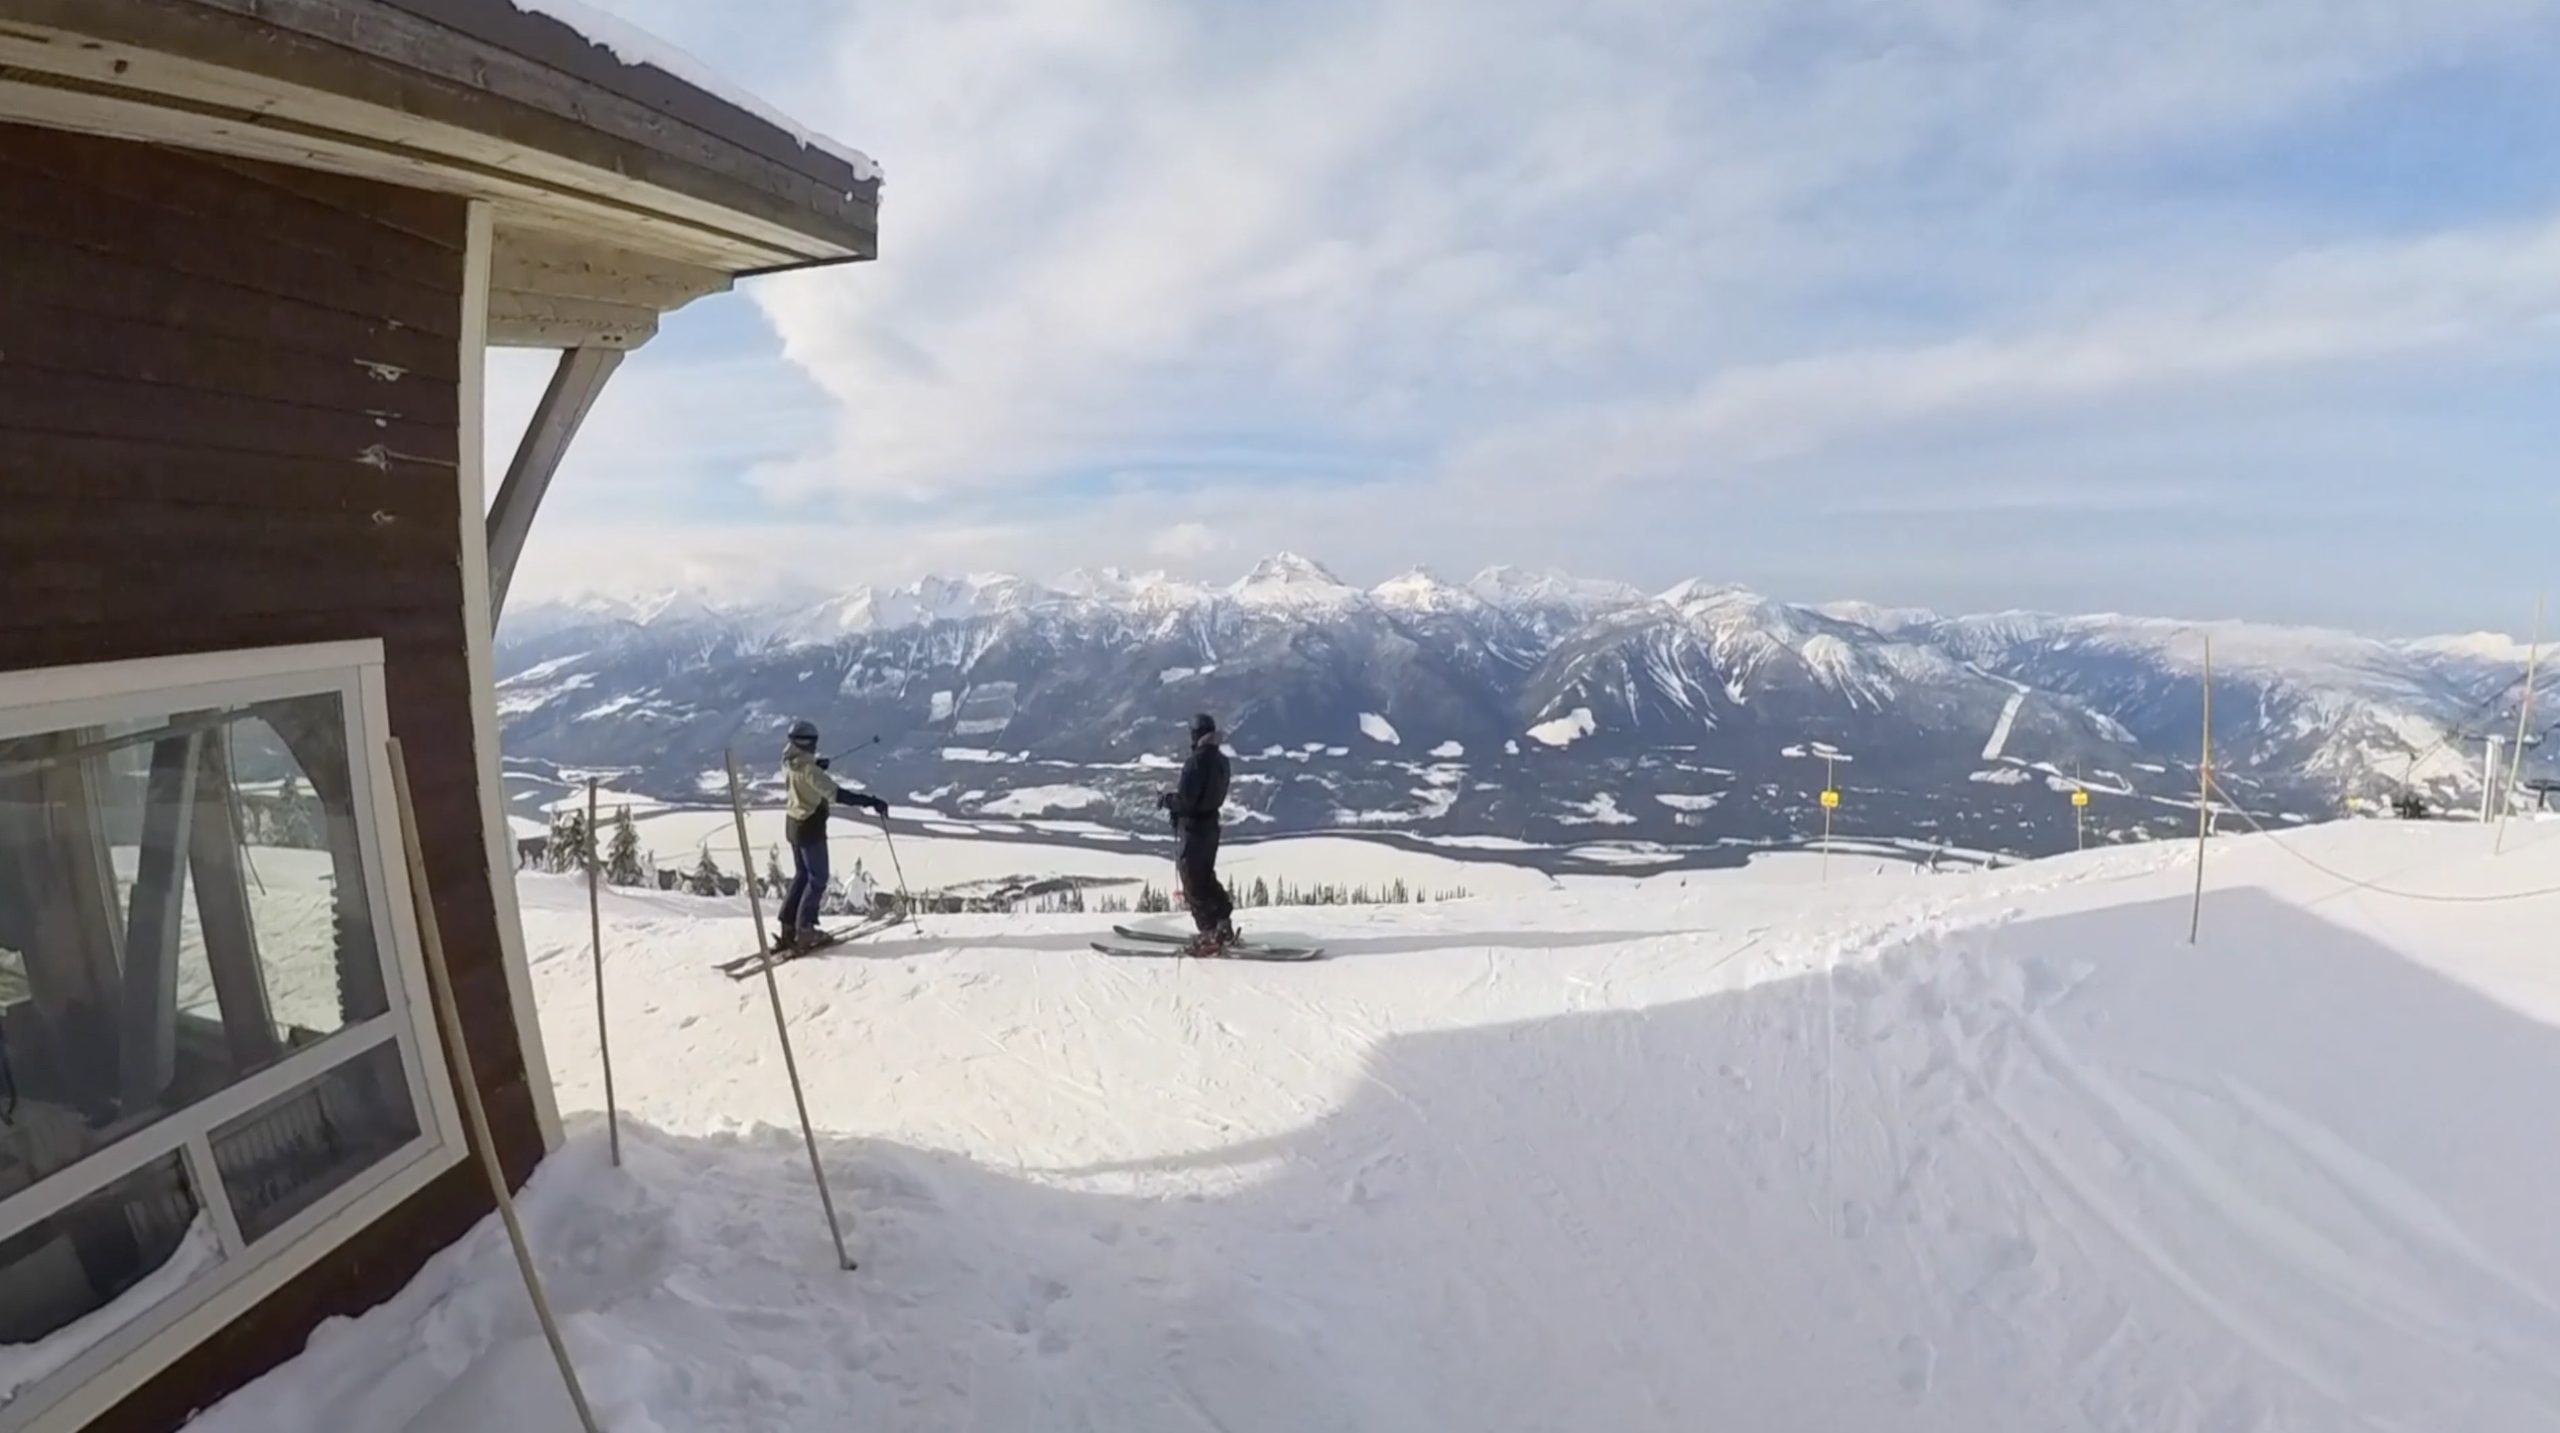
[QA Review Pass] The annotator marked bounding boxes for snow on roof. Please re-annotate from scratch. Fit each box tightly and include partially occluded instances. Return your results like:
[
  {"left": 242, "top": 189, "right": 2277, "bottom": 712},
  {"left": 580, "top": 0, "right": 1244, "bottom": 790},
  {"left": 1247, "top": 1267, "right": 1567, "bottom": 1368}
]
[{"left": 506, "top": 0, "right": 881, "bottom": 184}]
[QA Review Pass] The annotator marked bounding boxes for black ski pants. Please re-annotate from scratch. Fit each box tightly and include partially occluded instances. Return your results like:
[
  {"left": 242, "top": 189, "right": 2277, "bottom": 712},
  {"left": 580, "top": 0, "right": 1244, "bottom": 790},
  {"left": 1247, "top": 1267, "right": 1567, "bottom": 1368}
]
[{"left": 1176, "top": 818, "right": 1232, "bottom": 933}]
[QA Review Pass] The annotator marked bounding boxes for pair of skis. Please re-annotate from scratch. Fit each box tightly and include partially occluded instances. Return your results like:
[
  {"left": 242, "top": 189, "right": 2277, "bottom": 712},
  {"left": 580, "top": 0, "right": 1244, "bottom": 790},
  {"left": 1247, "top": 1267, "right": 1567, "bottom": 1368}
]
[
  {"left": 718, "top": 916, "right": 1324, "bottom": 975},
  {"left": 715, "top": 910, "right": 906, "bottom": 979},
  {"left": 1090, "top": 924, "right": 1325, "bottom": 962}
]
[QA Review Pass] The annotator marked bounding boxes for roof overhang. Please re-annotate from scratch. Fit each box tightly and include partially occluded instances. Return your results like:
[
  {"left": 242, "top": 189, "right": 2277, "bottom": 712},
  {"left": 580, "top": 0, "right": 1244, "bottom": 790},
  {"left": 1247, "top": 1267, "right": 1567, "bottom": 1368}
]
[{"left": 0, "top": 0, "right": 879, "bottom": 347}]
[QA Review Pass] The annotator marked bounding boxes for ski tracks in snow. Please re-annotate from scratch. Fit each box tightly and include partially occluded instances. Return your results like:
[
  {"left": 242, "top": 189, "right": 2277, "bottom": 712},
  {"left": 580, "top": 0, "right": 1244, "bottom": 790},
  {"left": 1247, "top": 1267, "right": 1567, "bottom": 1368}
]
[
  {"left": 464, "top": 836, "right": 2560, "bottom": 1433},
  {"left": 1817, "top": 924, "right": 2560, "bottom": 1432}
]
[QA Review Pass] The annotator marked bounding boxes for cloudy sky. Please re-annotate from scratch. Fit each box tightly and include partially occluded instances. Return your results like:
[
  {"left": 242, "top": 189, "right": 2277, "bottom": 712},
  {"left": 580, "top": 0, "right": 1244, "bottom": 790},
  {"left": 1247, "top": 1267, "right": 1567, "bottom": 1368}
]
[{"left": 492, "top": 0, "right": 2560, "bottom": 634}]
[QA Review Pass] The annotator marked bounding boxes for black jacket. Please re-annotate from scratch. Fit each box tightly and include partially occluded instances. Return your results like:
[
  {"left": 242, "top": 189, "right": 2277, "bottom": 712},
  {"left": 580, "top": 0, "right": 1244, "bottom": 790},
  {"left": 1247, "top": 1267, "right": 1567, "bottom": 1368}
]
[{"left": 1168, "top": 732, "right": 1231, "bottom": 826}]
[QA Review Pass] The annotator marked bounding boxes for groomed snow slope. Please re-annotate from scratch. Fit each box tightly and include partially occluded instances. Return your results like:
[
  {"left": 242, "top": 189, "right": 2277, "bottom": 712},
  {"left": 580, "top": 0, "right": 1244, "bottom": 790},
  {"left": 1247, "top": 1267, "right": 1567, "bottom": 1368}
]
[{"left": 195, "top": 821, "right": 2560, "bottom": 1431}]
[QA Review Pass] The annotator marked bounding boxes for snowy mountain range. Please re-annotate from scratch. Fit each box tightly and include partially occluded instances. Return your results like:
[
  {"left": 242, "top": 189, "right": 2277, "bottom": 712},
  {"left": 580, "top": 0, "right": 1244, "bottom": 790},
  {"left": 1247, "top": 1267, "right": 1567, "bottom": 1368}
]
[{"left": 494, "top": 555, "right": 2552, "bottom": 854}]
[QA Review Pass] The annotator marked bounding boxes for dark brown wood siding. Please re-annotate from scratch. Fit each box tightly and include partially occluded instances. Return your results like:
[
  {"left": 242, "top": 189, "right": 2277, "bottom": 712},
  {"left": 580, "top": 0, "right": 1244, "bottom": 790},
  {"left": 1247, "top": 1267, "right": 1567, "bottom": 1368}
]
[{"left": 0, "top": 122, "right": 542, "bottom": 1431}]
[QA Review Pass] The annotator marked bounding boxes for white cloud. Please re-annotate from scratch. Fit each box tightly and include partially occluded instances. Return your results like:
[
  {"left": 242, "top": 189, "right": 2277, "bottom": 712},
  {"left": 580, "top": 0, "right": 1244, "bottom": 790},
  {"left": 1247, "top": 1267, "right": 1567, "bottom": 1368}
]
[
  {"left": 1443, "top": 212, "right": 2560, "bottom": 486},
  {"left": 511, "top": 0, "right": 2560, "bottom": 632},
  {"left": 717, "top": 0, "right": 2551, "bottom": 503},
  {"left": 1148, "top": 521, "right": 1227, "bottom": 560}
]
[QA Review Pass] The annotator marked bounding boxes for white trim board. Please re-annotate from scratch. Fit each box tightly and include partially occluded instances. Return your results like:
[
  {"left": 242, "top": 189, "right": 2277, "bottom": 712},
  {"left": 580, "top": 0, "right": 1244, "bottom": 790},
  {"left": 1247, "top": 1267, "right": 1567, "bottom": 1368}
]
[
  {"left": 0, "top": 641, "right": 385, "bottom": 712},
  {"left": 460, "top": 200, "right": 565, "bottom": 1154}
]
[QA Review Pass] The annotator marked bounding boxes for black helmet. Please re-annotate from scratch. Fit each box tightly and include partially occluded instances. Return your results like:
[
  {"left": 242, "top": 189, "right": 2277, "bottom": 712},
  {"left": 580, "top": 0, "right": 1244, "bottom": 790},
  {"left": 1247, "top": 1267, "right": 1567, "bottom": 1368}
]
[
  {"left": 787, "top": 719, "right": 820, "bottom": 746},
  {"left": 1189, "top": 712, "right": 1218, "bottom": 739}
]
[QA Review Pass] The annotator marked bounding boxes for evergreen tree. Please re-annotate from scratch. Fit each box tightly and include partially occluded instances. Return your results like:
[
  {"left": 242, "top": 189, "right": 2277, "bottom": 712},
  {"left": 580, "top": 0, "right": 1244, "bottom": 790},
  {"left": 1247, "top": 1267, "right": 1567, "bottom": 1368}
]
[
  {"left": 688, "top": 849, "right": 722, "bottom": 896},
  {"left": 550, "top": 810, "right": 589, "bottom": 874},
  {"left": 1250, "top": 876, "right": 1271, "bottom": 908},
  {"left": 1136, "top": 883, "right": 1171, "bottom": 914},
  {"left": 606, "top": 808, "right": 645, "bottom": 886}
]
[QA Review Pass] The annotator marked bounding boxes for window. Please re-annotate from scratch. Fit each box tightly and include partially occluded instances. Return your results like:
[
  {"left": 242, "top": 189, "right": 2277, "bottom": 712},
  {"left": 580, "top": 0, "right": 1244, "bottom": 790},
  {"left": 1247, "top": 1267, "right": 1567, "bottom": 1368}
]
[{"left": 0, "top": 645, "right": 457, "bottom": 1431}]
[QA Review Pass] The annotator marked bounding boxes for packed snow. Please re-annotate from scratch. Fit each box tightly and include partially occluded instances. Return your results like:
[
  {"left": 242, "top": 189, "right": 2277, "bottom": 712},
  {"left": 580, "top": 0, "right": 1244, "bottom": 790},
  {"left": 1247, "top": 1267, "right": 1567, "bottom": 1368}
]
[
  {"left": 3, "top": 1218, "right": 220, "bottom": 1402},
  {"left": 1526, "top": 706, "right": 1597, "bottom": 747},
  {"left": 1358, "top": 712, "right": 1401, "bottom": 745},
  {"left": 189, "top": 819, "right": 2560, "bottom": 1432}
]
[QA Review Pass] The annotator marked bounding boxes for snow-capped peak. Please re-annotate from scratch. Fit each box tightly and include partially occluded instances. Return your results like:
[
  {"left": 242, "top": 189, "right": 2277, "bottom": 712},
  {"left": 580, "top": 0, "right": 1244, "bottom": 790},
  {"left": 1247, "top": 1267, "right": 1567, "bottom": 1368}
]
[
  {"left": 1466, "top": 566, "right": 1643, "bottom": 612},
  {"left": 1819, "top": 600, "right": 1943, "bottom": 637},
  {"left": 1237, "top": 552, "right": 1348, "bottom": 587},
  {"left": 1227, "top": 552, "right": 1362, "bottom": 609},
  {"left": 1372, "top": 567, "right": 1484, "bottom": 614},
  {"left": 2403, "top": 631, "right": 2541, "bottom": 665},
  {"left": 1656, "top": 578, "right": 1750, "bottom": 608},
  {"left": 809, "top": 573, "right": 1044, "bottom": 636},
  {"left": 1057, "top": 567, "right": 1206, "bottom": 609}
]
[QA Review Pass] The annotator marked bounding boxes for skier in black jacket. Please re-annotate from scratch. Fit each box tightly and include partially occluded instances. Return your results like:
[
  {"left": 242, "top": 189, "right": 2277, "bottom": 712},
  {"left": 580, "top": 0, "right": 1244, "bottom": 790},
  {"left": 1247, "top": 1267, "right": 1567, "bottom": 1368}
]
[{"left": 1157, "top": 712, "right": 1236, "bottom": 953}]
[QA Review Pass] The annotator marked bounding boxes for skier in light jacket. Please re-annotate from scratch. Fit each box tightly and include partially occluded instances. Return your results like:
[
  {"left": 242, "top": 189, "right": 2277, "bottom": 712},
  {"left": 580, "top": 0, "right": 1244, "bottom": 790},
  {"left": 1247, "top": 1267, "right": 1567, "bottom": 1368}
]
[{"left": 777, "top": 719, "right": 888, "bottom": 952}]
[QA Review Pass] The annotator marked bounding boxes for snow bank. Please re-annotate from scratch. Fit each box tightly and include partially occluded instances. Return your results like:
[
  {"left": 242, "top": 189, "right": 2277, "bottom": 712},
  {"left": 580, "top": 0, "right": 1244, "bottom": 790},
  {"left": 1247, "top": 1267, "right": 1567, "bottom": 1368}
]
[
  {"left": 4, "top": 1218, "right": 219, "bottom": 1402},
  {"left": 199, "top": 821, "right": 2560, "bottom": 1431}
]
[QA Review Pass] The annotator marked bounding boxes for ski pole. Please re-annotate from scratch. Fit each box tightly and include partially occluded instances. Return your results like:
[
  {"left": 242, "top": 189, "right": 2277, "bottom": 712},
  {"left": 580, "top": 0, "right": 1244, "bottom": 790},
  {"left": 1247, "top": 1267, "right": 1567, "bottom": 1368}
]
[
  {"left": 877, "top": 810, "right": 926, "bottom": 937},
  {"left": 827, "top": 733, "right": 884, "bottom": 765}
]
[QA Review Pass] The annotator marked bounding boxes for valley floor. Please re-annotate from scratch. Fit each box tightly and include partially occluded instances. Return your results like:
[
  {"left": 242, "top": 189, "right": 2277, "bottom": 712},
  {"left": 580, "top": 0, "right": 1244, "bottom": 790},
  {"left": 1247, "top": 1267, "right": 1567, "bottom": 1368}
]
[{"left": 193, "top": 820, "right": 2560, "bottom": 1431}]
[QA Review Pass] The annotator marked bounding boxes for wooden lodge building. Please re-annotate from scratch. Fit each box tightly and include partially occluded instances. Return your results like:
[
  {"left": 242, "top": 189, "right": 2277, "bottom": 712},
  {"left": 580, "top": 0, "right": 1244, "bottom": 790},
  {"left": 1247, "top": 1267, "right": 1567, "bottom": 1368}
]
[{"left": 0, "top": 3, "right": 875, "bottom": 1428}]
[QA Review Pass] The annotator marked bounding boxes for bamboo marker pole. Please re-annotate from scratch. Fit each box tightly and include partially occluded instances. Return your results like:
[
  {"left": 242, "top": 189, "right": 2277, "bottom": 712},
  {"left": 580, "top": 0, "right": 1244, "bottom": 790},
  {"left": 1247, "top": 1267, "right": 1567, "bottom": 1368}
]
[
  {"left": 723, "top": 749, "right": 856, "bottom": 1272},
  {"left": 586, "top": 778, "right": 618, "bottom": 1166},
  {"left": 2497, "top": 595, "right": 2544, "bottom": 856},
  {"left": 2190, "top": 635, "right": 2213, "bottom": 945},
  {"left": 386, "top": 740, "right": 603, "bottom": 1433}
]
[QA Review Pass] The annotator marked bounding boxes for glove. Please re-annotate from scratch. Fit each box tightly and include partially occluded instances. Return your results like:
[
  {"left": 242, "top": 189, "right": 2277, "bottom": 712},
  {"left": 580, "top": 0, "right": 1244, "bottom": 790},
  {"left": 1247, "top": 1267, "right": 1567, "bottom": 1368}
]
[
  {"left": 815, "top": 757, "right": 831, "bottom": 770},
  {"left": 858, "top": 793, "right": 891, "bottom": 815},
  {"left": 1155, "top": 790, "right": 1175, "bottom": 812}
]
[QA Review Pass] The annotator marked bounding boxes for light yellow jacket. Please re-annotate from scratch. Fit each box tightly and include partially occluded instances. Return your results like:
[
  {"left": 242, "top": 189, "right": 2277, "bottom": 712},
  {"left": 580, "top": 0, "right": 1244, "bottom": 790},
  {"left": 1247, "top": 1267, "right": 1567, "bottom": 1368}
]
[{"left": 783, "top": 747, "right": 850, "bottom": 822}]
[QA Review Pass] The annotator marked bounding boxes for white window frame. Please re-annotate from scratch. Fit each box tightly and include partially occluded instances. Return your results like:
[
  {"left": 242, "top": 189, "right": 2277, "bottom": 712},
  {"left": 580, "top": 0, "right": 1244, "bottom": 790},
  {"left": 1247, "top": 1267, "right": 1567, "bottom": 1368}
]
[{"left": 0, "top": 640, "right": 466, "bottom": 1433}]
